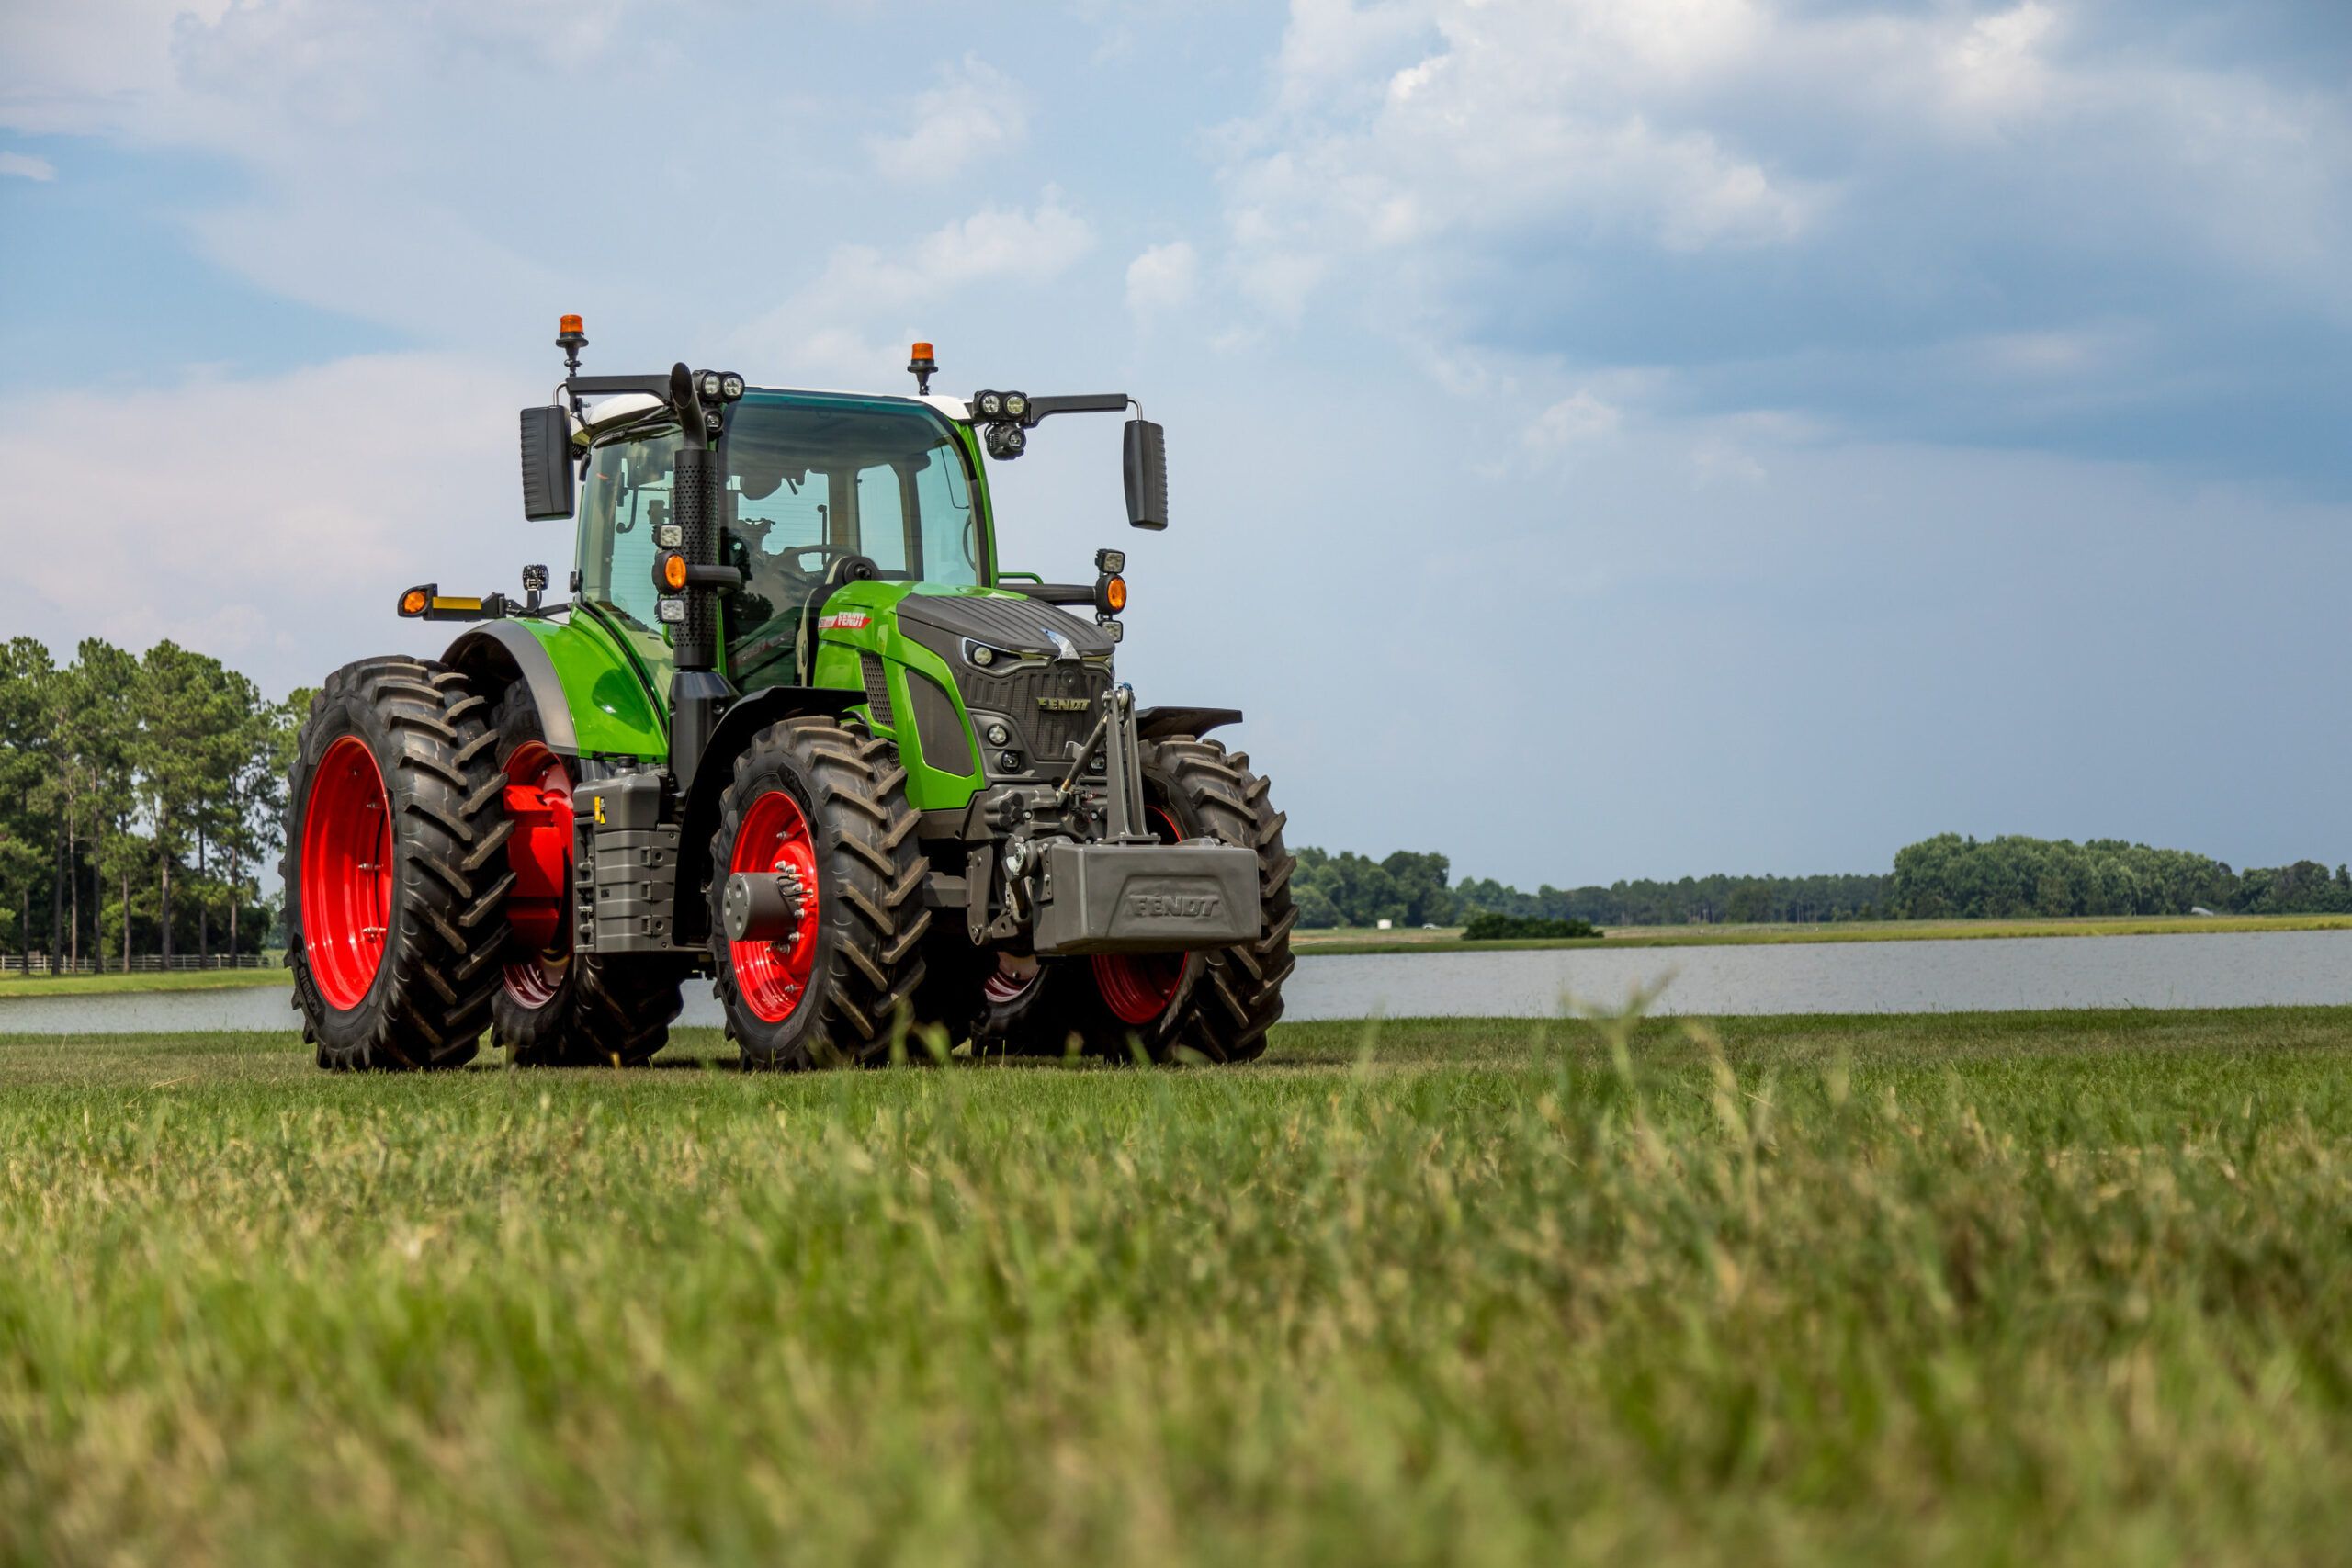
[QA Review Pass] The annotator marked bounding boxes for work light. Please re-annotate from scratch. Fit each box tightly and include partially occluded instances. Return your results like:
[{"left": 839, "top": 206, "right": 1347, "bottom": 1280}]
[
  {"left": 976, "top": 390, "right": 1003, "bottom": 417},
  {"left": 720, "top": 374, "right": 744, "bottom": 400},
  {"left": 657, "top": 596, "right": 686, "bottom": 624},
  {"left": 1094, "top": 548, "right": 1125, "bottom": 574},
  {"left": 1003, "top": 392, "right": 1028, "bottom": 419}
]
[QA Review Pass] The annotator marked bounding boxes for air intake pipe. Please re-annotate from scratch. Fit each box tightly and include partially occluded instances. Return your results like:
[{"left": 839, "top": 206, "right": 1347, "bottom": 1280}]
[{"left": 665, "top": 362, "right": 733, "bottom": 792}]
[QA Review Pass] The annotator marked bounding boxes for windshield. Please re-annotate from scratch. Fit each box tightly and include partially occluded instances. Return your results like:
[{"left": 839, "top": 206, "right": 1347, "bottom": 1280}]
[{"left": 576, "top": 397, "right": 982, "bottom": 647}]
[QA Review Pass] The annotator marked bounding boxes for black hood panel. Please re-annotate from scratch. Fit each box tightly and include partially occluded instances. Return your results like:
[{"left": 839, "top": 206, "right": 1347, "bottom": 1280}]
[{"left": 895, "top": 592, "right": 1115, "bottom": 659}]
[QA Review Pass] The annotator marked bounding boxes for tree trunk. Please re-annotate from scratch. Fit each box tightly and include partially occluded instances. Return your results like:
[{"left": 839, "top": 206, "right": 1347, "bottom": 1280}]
[
  {"left": 159, "top": 805, "right": 172, "bottom": 961},
  {"left": 51, "top": 812, "right": 64, "bottom": 976},
  {"left": 198, "top": 829, "right": 209, "bottom": 964},
  {"left": 120, "top": 864, "right": 130, "bottom": 969},
  {"left": 90, "top": 816, "right": 103, "bottom": 975},
  {"left": 67, "top": 812, "right": 80, "bottom": 970}
]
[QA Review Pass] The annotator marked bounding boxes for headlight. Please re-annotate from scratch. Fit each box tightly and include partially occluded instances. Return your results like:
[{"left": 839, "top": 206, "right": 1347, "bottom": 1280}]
[{"left": 1003, "top": 392, "right": 1028, "bottom": 419}]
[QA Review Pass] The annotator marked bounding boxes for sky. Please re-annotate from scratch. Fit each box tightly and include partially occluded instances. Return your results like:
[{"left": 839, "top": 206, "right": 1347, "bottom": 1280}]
[{"left": 2, "top": 0, "right": 2347, "bottom": 887}]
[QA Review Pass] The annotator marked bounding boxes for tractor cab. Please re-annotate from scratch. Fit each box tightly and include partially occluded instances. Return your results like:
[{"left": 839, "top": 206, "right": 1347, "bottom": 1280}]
[{"left": 573, "top": 391, "right": 989, "bottom": 694}]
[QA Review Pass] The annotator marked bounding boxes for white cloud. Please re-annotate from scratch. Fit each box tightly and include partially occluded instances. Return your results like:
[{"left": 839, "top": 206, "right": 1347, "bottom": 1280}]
[
  {"left": 1220, "top": 0, "right": 2352, "bottom": 348},
  {"left": 1523, "top": 390, "right": 1621, "bottom": 453},
  {"left": 868, "top": 56, "right": 1029, "bottom": 183},
  {"left": 1125, "top": 241, "right": 1198, "bottom": 315},
  {"left": 0, "top": 354, "right": 533, "bottom": 694},
  {"left": 0, "top": 151, "right": 54, "bottom": 180},
  {"left": 731, "top": 192, "right": 1095, "bottom": 380}
]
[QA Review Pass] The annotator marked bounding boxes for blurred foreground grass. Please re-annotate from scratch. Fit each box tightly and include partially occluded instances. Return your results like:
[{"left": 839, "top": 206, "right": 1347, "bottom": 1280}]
[{"left": 6, "top": 1009, "right": 2351, "bottom": 1565}]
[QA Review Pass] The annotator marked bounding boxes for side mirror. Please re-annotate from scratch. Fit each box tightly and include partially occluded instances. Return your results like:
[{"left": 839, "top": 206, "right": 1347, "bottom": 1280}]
[
  {"left": 1123, "top": 417, "right": 1168, "bottom": 531},
  {"left": 519, "top": 405, "right": 575, "bottom": 521}
]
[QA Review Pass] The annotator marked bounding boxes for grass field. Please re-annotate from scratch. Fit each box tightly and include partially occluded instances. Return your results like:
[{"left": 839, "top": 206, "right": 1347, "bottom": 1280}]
[
  {"left": 1295, "top": 911, "right": 2352, "bottom": 954},
  {"left": 6, "top": 1009, "right": 2350, "bottom": 1564}
]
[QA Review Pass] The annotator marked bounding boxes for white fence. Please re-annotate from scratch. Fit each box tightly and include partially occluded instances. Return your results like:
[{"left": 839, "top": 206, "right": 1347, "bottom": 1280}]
[{"left": 2, "top": 953, "right": 278, "bottom": 976}]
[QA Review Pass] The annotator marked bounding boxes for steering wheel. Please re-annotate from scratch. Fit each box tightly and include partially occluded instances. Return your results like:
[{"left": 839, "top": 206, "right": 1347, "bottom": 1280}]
[{"left": 770, "top": 541, "right": 862, "bottom": 570}]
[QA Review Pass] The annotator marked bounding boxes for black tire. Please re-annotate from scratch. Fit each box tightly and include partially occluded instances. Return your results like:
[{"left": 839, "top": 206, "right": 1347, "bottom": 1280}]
[
  {"left": 282, "top": 656, "right": 508, "bottom": 1071},
  {"left": 970, "top": 735, "right": 1296, "bottom": 1064},
  {"left": 485, "top": 681, "right": 687, "bottom": 1066},
  {"left": 707, "top": 717, "right": 931, "bottom": 1068},
  {"left": 908, "top": 919, "right": 992, "bottom": 1057}
]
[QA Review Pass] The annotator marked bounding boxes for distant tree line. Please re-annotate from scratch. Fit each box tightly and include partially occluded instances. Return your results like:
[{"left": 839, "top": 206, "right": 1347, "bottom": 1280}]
[
  {"left": 0, "top": 637, "right": 306, "bottom": 970},
  {"left": 1296, "top": 835, "right": 2351, "bottom": 930},
  {"left": 1887, "top": 833, "right": 2352, "bottom": 919}
]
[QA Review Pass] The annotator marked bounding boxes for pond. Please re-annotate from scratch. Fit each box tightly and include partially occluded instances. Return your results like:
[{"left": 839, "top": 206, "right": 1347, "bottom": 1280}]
[{"left": 1, "top": 931, "right": 2346, "bottom": 1037}]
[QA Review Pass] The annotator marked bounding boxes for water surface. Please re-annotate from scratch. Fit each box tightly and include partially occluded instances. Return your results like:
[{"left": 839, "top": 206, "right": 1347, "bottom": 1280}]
[{"left": 1, "top": 931, "right": 2345, "bottom": 1038}]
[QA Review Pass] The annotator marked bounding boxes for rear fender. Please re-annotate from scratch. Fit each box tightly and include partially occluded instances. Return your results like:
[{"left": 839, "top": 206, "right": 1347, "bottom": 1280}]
[{"left": 442, "top": 623, "right": 576, "bottom": 751}]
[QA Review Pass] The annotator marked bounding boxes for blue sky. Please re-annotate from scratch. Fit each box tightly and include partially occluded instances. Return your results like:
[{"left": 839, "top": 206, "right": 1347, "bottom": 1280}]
[{"left": 3, "top": 0, "right": 2347, "bottom": 886}]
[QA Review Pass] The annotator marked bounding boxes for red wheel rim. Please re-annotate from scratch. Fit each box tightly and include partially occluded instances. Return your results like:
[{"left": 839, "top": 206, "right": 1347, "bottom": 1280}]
[
  {"left": 501, "top": 740, "right": 574, "bottom": 1009},
  {"left": 300, "top": 734, "right": 392, "bottom": 1010},
  {"left": 1092, "top": 807, "right": 1190, "bottom": 1026},
  {"left": 729, "top": 790, "right": 820, "bottom": 1024}
]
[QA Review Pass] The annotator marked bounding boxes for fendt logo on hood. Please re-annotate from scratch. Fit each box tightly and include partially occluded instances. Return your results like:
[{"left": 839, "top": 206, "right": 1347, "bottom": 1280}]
[
  {"left": 1037, "top": 695, "right": 1092, "bottom": 712},
  {"left": 818, "top": 612, "right": 869, "bottom": 631}
]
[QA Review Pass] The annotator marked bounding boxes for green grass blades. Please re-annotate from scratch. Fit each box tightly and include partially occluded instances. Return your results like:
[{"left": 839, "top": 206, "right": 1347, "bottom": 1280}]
[{"left": 5, "top": 1010, "right": 2351, "bottom": 1564}]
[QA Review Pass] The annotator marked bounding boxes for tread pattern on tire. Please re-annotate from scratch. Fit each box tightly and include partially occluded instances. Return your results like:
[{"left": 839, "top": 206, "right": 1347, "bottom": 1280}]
[
  {"left": 708, "top": 717, "right": 931, "bottom": 1069},
  {"left": 486, "top": 681, "right": 686, "bottom": 1067},
  {"left": 967, "top": 735, "right": 1295, "bottom": 1064},
  {"left": 282, "top": 656, "right": 507, "bottom": 1071}
]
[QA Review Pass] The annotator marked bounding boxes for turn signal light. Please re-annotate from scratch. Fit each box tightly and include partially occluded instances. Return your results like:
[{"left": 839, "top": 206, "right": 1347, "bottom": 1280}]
[
  {"left": 399, "top": 587, "right": 429, "bottom": 616},
  {"left": 660, "top": 551, "right": 690, "bottom": 592},
  {"left": 1103, "top": 575, "right": 1128, "bottom": 613}
]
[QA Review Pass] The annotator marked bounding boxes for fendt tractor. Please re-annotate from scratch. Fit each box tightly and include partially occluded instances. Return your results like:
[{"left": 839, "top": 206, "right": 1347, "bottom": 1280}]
[{"left": 280, "top": 319, "right": 1294, "bottom": 1071}]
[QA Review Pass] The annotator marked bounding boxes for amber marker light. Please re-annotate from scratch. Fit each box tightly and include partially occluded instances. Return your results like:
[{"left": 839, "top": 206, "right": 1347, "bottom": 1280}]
[
  {"left": 399, "top": 587, "right": 429, "bottom": 616},
  {"left": 1104, "top": 575, "right": 1128, "bottom": 613},
  {"left": 661, "top": 552, "right": 690, "bottom": 592}
]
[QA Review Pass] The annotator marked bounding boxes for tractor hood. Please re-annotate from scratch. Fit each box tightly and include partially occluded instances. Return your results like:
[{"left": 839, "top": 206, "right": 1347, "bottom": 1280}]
[{"left": 893, "top": 592, "right": 1116, "bottom": 661}]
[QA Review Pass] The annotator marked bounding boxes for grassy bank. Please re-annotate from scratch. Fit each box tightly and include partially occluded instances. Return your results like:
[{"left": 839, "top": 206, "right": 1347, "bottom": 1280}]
[
  {"left": 0, "top": 964, "right": 290, "bottom": 998},
  {"left": 6, "top": 1009, "right": 2350, "bottom": 1563},
  {"left": 1297, "top": 911, "right": 2352, "bottom": 955}
]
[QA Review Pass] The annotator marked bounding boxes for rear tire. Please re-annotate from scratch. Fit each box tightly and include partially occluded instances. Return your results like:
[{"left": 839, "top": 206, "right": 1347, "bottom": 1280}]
[
  {"left": 707, "top": 717, "right": 931, "bottom": 1068},
  {"left": 485, "top": 681, "right": 685, "bottom": 1066},
  {"left": 969, "top": 736, "right": 1295, "bottom": 1063},
  {"left": 282, "top": 657, "right": 508, "bottom": 1071}
]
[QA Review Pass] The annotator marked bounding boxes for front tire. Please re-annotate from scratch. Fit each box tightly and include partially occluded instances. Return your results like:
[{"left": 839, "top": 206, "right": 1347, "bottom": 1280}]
[
  {"left": 708, "top": 717, "right": 931, "bottom": 1068},
  {"left": 282, "top": 657, "right": 508, "bottom": 1070}
]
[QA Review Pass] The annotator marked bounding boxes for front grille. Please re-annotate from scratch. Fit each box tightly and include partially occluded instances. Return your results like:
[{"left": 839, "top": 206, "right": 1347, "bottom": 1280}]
[
  {"left": 859, "top": 652, "right": 894, "bottom": 727},
  {"left": 987, "top": 660, "right": 1109, "bottom": 768}
]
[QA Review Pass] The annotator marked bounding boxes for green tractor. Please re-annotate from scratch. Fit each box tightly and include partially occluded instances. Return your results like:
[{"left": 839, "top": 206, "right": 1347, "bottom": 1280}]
[{"left": 280, "top": 319, "right": 1295, "bottom": 1070}]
